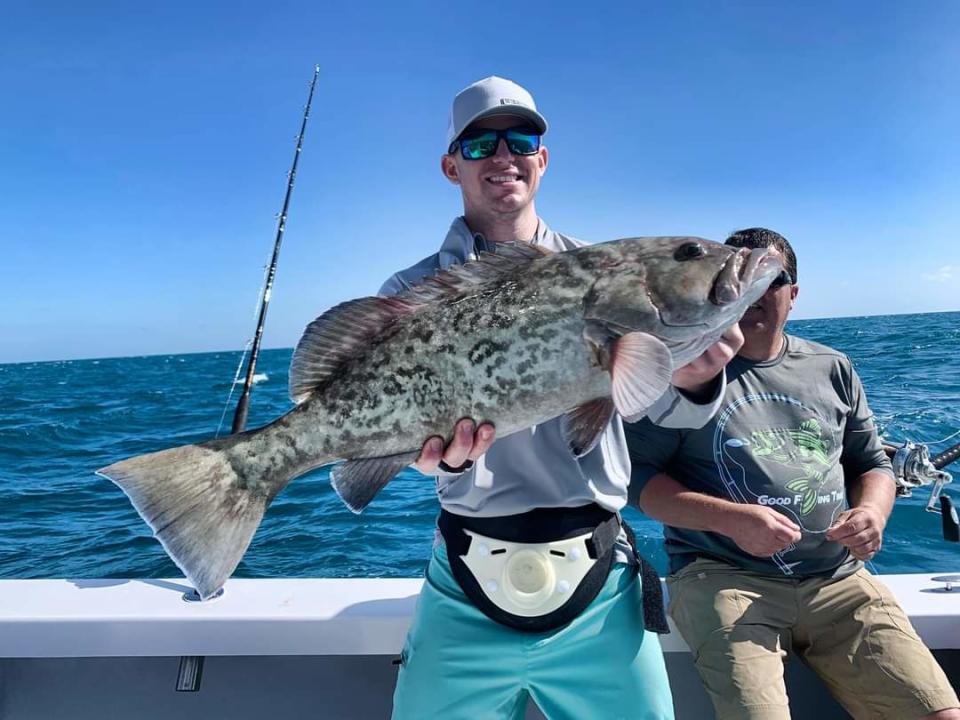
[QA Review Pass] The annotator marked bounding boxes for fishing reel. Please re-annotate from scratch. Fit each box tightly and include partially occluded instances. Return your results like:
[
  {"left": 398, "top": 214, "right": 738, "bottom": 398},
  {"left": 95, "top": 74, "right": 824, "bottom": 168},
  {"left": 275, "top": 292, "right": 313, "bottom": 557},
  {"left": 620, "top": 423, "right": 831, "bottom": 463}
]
[{"left": 885, "top": 440, "right": 959, "bottom": 542}]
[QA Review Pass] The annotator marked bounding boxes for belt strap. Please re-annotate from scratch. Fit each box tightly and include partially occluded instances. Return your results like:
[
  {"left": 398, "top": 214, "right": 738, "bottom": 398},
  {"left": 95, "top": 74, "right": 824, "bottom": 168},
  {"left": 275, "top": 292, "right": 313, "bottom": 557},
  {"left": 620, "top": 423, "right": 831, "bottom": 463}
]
[
  {"left": 585, "top": 514, "right": 620, "bottom": 559},
  {"left": 622, "top": 521, "right": 669, "bottom": 634}
]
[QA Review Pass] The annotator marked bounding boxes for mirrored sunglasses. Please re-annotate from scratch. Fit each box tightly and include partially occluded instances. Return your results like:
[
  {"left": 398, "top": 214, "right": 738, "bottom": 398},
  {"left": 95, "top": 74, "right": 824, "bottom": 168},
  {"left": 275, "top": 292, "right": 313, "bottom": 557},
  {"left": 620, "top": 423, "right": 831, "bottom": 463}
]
[{"left": 450, "top": 127, "right": 542, "bottom": 160}]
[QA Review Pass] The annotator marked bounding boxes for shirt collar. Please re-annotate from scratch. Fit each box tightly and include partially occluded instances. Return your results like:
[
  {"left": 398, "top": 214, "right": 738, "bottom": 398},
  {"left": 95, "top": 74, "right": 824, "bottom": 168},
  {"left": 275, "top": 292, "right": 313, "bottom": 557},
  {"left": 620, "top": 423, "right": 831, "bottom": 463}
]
[{"left": 470, "top": 218, "right": 549, "bottom": 254}]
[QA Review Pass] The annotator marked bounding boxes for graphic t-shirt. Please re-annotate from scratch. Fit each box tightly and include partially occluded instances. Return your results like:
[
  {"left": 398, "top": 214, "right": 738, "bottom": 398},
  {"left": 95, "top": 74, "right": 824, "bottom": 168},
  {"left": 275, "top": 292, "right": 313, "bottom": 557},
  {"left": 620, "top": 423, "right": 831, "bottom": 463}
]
[{"left": 626, "top": 334, "right": 895, "bottom": 577}]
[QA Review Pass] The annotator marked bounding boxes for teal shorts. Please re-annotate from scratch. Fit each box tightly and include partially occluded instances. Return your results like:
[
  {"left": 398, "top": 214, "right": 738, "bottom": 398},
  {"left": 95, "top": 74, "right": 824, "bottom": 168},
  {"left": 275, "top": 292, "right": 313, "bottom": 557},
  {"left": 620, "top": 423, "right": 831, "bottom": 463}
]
[{"left": 392, "top": 544, "right": 674, "bottom": 720}]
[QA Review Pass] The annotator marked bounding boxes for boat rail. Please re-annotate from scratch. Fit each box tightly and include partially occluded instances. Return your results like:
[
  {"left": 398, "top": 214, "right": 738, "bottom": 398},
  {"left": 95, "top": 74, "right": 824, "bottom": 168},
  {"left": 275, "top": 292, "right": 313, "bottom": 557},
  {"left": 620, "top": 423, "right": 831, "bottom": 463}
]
[{"left": 1, "top": 573, "right": 958, "bottom": 658}]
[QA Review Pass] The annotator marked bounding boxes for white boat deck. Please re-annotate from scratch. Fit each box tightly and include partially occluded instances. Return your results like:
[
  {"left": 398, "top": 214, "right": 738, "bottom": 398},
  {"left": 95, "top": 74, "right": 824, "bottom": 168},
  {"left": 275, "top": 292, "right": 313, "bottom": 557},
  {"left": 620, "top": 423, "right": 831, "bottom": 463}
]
[{"left": 1, "top": 573, "right": 958, "bottom": 719}]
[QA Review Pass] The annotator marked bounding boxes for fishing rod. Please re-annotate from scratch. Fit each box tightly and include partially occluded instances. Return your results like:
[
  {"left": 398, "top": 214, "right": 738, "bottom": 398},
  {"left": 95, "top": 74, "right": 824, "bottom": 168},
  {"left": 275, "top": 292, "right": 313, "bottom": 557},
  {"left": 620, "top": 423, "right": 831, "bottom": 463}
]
[
  {"left": 231, "top": 65, "right": 320, "bottom": 435},
  {"left": 177, "top": 67, "right": 321, "bottom": 688},
  {"left": 932, "top": 439, "right": 960, "bottom": 471}
]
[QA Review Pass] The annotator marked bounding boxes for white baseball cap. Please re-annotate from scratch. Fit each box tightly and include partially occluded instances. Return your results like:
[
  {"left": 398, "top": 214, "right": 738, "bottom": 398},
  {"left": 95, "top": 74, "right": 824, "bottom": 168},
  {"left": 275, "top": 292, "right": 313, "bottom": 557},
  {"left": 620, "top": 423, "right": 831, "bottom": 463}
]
[{"left": 445, "top": 76, "right": 549, "bottom": 148}]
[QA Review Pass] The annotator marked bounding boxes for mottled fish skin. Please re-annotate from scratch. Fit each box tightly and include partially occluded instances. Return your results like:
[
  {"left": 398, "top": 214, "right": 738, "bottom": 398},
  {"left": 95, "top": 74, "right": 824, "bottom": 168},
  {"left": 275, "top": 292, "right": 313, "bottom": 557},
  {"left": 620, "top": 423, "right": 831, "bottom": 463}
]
[
  {"left": 225, "top": 250, "right": 604, "bottom": 484},
  {"left": 236, "top": 237, "right": 774, "bottom": 477},
  {"left": 97, "top": 235, "right": 781, "bottom": 599}
]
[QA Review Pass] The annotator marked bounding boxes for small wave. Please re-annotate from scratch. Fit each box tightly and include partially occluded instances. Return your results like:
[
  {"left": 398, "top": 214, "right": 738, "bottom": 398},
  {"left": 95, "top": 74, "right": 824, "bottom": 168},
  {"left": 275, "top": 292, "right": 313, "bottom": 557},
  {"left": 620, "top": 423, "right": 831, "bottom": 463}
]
[{"left": 233, "top": 373, "right": 268, "bottom": 386}]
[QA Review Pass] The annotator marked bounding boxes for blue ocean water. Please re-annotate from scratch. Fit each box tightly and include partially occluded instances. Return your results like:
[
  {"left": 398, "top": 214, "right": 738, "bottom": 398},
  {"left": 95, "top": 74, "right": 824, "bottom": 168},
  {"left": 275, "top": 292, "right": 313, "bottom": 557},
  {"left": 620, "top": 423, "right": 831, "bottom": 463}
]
[{"left": 1, "top": 311, "right": 958, "bottom": 582}]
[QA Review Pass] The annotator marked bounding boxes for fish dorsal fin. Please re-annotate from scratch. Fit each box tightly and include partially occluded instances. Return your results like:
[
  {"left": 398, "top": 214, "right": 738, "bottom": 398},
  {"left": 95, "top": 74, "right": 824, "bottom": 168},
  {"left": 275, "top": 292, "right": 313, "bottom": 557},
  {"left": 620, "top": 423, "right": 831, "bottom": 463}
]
[
  {"left": 289, "top": 297, "right": 405, "bottom": 403},
  {"left": 288, "top": 242, "right": 550, "bottom": 403},
  {"left": 610, "top": 332, "right": 674, "bottom": 422},
  {"left": 402, "top": 242, "right": 552, "bottom": 304}
]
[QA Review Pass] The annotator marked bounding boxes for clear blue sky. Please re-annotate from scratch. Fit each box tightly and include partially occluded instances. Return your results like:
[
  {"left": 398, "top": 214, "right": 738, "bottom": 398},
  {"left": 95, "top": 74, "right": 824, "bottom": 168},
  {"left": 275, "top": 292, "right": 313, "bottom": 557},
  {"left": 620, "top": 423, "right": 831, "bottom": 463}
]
[{"left": 2, "top": 2, "right": 957, "bottom": 363}]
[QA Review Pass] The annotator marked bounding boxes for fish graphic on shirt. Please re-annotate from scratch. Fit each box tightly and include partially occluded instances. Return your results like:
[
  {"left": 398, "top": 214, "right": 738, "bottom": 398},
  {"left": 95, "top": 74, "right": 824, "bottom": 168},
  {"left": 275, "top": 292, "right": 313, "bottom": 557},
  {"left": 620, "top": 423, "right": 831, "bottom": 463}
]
[{"left": 747, "top": 419, "right": 831, "bottom": 515}]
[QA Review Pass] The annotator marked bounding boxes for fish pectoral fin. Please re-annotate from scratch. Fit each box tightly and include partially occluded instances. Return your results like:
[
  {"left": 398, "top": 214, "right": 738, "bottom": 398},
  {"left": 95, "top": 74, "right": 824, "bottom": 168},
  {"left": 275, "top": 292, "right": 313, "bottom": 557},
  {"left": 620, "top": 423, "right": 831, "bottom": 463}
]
[
  {"left": 610, "top": 332, "right": 673, "bottom": 422},
  {"left": 330, "top": 451, "right": 421, "bottom": 514},
  {"left": 563, "top": 397, "right": 616, "bottom": 457}
]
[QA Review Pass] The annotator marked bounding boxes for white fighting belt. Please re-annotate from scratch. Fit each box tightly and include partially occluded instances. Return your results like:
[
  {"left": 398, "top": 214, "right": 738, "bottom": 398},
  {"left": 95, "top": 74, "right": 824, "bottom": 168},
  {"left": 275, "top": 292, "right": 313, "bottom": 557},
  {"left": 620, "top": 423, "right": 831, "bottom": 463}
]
[{"left": 460, "top": 528, "right": 599, "bottom": 617}]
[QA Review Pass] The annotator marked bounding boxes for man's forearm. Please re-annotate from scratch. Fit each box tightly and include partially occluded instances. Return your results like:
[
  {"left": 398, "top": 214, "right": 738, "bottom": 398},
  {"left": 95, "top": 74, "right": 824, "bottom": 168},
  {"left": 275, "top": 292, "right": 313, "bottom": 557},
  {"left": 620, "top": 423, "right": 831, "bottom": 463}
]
[
  {"left": 637, "top": 472, "right": 741, "bottom": 534},
  {"left": 847, "top": 469, "right": 896, "bottom": 519}
]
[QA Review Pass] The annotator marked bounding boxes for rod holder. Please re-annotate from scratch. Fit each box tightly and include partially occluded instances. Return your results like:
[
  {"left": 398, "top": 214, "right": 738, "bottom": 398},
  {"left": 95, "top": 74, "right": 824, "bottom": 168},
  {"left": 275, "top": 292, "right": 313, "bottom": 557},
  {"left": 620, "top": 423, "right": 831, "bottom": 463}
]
[
  {"left": 182, "top": 587, "right": 225, "bottom": 603},
  {"left": 175, "top": 656, "right": 205, "bottom": 692},
  {"left": 941, "top": 495, "right": 960, "bottom": 542},
  {"left": 931, "top": 575, "right": 960, "bottom": 593}
]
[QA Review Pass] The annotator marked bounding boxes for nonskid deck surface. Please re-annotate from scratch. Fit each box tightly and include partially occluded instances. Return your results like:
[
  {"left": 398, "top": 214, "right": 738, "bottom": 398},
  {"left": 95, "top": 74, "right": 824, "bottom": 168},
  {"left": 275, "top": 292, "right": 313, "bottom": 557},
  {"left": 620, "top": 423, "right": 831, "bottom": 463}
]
[{"left": 0, "top": 575, "right": 957, "bottom": 719}]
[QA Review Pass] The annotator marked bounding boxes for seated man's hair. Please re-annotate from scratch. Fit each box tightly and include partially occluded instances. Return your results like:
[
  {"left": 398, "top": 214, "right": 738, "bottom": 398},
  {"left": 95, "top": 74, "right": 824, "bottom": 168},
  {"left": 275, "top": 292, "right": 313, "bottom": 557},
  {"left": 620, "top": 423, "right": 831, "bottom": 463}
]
[{"left": 725, "top": 227, "right": 798, "bottom": 284}]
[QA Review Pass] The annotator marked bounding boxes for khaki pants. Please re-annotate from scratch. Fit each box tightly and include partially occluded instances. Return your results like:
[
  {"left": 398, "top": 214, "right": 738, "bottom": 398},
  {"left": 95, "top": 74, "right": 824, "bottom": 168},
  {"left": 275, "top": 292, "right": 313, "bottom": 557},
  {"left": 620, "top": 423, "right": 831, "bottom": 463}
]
[{"left": 666, "top": 558, "right": 959, "bottom": 720}]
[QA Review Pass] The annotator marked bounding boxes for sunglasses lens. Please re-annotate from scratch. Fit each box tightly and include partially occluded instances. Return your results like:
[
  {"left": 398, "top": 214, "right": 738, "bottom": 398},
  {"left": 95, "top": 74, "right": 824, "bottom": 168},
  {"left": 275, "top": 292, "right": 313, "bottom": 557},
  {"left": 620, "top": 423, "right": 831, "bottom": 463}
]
[
  {"left": 460, "top": 131, "right": 498, "bottom": 160},
  {"left": 505, "top": 130, "right": 540, "bottom": 155},
  {"left": 770, "top": 270, "right": 792, "bottom": 288},
  {"left": 458, "top": 128, "right": 541, "bottom": 159}
]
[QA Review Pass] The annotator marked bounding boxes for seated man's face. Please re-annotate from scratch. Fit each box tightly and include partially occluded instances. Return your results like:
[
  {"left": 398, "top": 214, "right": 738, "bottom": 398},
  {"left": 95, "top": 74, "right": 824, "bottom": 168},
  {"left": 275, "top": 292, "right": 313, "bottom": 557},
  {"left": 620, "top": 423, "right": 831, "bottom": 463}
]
[
  {"left": 740, "top": 247, "right": 798, "bottom": 340},
  {"left": 443, "top": 114, "right": 548, "bottom": 217}
]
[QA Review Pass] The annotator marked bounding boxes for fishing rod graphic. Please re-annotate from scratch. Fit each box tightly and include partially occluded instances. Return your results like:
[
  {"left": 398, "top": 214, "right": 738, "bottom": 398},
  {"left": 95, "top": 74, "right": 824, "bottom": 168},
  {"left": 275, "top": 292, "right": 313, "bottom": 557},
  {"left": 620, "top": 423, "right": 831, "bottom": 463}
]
[{"left": 231, "top": 65, "right": 320, "bottom": 434}]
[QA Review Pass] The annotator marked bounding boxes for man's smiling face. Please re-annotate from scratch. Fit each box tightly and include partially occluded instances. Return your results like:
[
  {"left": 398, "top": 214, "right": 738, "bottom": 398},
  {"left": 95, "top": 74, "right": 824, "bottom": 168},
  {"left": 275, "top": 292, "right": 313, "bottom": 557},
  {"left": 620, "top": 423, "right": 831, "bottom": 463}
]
[{"left": 442, "top": 114, "right": 548, "bottom": 221}]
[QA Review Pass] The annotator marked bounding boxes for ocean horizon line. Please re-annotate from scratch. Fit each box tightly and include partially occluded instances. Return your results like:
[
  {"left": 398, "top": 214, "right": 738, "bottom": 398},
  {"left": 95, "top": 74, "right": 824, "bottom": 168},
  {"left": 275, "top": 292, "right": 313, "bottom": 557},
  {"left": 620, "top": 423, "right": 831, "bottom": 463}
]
[{"left": 3, "top": 308, "right": 958, "bottom": 367}]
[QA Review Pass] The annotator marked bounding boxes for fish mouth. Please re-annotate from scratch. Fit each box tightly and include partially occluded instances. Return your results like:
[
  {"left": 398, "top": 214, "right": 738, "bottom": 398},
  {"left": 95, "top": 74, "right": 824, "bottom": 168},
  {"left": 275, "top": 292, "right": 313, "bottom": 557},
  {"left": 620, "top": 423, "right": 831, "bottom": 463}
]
[{"left": 711, "top": 247, "right": 780, "bottom": 306}]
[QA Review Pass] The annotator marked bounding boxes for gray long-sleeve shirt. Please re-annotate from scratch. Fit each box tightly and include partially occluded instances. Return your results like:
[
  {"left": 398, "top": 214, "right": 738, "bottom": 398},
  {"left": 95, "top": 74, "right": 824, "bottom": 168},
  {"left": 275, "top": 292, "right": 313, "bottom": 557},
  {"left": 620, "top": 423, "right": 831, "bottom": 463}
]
[{"left": 380, "top": 218, "right": 725, "bottom": 539}]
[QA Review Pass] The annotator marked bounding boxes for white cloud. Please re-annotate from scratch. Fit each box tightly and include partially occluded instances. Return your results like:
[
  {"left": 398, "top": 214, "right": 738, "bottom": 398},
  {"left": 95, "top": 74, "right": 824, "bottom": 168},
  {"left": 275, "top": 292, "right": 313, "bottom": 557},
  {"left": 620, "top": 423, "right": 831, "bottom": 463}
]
[{"left": 922, "top": 265, "right": 955, "bottom": 283}]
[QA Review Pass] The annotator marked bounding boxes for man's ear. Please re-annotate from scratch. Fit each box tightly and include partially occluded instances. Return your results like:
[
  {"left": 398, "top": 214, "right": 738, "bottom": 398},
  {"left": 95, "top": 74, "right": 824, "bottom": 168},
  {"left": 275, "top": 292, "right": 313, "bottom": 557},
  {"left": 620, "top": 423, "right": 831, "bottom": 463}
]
[
  {"left": 789, "top": 283, "right": 799, "bottom": 310},
  {"left": 537, "top": 145, "right": 549, "bottom": 176},
  {"left": 441, "top": 154, "right": 460, "bottom": 185}
]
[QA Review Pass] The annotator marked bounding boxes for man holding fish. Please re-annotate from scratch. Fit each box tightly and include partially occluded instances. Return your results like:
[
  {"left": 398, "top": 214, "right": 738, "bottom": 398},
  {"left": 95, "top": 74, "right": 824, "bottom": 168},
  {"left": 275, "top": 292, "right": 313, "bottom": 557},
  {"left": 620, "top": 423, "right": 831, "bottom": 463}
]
[
  {"left": 99, "top": 76, "right": 780, "bottom": 719},
  {"left": 383, "top": 76, "right": 762, "bottom": 720}
]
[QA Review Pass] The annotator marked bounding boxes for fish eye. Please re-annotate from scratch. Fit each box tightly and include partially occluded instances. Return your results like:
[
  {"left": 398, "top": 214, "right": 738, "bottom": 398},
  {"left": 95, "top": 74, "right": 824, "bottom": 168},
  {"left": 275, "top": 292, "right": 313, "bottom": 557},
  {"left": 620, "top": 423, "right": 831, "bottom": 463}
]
[{"left": 674, "top": 242, "right": 705, "bottom": 261}]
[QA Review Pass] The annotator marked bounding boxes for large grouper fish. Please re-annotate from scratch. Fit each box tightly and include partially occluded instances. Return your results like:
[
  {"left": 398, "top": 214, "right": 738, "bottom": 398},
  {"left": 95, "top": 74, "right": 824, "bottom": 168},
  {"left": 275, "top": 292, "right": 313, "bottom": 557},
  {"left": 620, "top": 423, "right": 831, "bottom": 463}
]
[{"left": 98, "top": 236, "right": 781, "bottom": 599}]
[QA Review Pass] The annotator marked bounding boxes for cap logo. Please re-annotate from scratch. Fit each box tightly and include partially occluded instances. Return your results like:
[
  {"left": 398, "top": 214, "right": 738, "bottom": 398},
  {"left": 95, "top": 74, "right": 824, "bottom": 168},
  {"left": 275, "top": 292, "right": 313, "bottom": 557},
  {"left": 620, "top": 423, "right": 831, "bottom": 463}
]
[{"left": 499, "top": 98, "right": 523, "bottom": 106}]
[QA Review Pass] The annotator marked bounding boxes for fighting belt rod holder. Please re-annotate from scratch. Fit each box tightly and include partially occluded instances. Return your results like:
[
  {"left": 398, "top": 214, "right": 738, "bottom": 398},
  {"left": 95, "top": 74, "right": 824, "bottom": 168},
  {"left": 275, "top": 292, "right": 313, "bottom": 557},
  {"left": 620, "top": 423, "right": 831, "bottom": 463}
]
[{"left": 439, "top": 505, "right": 669, "bottom": 633}]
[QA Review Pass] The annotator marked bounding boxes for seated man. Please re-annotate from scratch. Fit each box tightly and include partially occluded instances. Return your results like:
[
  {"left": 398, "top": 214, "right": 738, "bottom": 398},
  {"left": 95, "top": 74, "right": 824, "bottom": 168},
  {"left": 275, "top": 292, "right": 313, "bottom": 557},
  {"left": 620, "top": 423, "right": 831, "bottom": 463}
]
[{"left": 625, "top": 227, "right": 959, "bottom": 720}]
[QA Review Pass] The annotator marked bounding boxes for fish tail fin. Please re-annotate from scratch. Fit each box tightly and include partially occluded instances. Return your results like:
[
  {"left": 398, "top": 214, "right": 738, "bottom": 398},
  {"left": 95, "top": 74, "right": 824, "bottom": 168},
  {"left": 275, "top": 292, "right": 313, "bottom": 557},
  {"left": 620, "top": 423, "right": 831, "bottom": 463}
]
[{"left": 97, "top": 438, "right": 278, "bottom": 600}]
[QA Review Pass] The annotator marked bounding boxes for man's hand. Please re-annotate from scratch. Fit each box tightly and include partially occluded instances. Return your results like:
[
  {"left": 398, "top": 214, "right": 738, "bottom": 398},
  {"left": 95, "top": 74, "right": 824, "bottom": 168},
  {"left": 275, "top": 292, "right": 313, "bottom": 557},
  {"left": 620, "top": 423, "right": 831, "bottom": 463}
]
[
  {"left": 671, "top": 324, "right": 744, "bottom": 395},
  {"left": 826, "top": 506, "right": 887, "bottom": 561},
  {"left": 413, "top": 418, "right": 496, "bottom": 474},
  {"left": 719, "top": 505, "right": 802, "bottom": 558}
]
